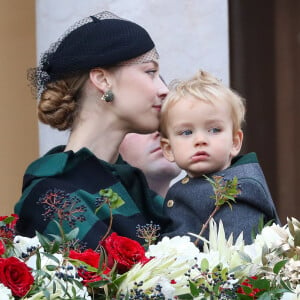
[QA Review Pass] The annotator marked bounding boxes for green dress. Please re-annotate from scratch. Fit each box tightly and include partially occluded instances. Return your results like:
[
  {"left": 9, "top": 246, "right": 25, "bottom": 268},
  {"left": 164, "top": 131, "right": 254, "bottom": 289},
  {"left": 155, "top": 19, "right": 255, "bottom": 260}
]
[{"left": 15, "top": 146, "right": 168, "bottom": 248}]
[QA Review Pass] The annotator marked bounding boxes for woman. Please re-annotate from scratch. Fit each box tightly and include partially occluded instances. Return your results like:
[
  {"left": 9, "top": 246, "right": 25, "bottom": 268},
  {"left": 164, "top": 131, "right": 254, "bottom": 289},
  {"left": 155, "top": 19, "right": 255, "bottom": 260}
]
[{"left": 14, "top": 11, "right": 169, "bottom": 248}]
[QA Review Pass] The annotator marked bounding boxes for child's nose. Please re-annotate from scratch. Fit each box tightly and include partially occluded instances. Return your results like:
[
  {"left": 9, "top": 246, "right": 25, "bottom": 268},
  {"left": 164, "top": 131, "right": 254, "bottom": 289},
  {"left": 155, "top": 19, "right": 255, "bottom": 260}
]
[{"left": 194, "top": 132, "right": 208, "bottom": 146}]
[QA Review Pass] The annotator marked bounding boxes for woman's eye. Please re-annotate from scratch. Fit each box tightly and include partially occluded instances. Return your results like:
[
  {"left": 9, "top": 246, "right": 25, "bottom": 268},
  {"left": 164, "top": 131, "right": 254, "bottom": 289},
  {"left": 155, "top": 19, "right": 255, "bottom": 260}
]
[
  {"left": 180, "top": 129, "right": 193, "bottom": 136},
  {"left": 208, "top": 127, "right": 221, "bottom": 134},
  {"left": 146, "top": 69, "right": 157, "bottom": 76}
]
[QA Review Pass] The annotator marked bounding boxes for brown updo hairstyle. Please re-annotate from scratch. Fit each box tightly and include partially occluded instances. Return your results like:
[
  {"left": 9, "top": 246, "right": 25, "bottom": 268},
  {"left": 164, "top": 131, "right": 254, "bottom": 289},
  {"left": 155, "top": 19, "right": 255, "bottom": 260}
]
[{"left": 38, "top": 72, "right": 89, "bottom": 131}]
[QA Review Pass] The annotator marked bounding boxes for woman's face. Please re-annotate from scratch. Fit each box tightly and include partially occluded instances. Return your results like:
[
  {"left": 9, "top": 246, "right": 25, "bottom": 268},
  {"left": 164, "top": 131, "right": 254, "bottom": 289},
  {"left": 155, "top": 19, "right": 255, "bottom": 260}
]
[{"left": 111, "top": 61, "right": 168, "bottom": 134}]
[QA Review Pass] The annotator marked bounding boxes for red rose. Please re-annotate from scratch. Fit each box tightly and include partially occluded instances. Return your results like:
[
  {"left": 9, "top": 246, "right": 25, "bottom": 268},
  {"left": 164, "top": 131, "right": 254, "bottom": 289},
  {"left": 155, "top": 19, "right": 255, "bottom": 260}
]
[
  {"left": 101, "top": 233, "right": 150, "bottom": 274},
  {"left": 69, "top": 249, "right": 111, "bottom": 285},
  {"left": 0, "top": 240, "right": 5, "bottom": 256},
  {"left": 0, "top": 257, "right": 34, "bottom": 297},
  {"left": 69, "top": 249, "right": 101, "bottom": 268}
]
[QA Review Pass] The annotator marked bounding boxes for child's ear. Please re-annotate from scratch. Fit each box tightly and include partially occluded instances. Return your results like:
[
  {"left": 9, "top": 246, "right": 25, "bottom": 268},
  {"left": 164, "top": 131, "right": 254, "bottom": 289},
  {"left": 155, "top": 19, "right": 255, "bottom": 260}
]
[
  {"left": 160, "top": 138, "right": 175, "bottom": 162},
  {"left": 231, "top": 130, "right": 243, "bottom": 157}
]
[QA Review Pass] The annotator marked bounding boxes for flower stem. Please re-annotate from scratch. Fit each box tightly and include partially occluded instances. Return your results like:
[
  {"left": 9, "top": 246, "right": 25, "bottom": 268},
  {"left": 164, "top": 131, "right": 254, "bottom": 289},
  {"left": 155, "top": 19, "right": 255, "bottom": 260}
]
[
  {"left": 99, "top": 200, "right": 113, "bottom": 243},
  {"left": 194, "top": 206, "right": 220, "bottom": 247}
]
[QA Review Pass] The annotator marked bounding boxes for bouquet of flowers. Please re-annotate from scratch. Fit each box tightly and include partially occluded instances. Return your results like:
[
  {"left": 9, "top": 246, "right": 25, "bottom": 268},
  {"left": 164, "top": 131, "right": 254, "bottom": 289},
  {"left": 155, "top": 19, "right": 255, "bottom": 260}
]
[{"left": 0, "top": 178, "right": 299, "bottom": 299}]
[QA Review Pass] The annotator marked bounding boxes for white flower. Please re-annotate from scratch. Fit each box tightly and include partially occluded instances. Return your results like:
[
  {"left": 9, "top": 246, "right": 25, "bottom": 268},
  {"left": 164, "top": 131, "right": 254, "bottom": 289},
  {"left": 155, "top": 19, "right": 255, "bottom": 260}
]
[
  {"left": 0, "top": 283, "right": 13, "bottom": 300},
  {"left": 23, "top": 287, "right": 91, "bottom": 300},
  {"left": 254, "top": 223, "right": 289, "bottom": 249},
  {"left": 281, "top": 258, "right": 300, "bottom": 290},
  {"left": 119, "top": 233, "right": 245, "bottom": 298},
  {"left": 118, "top": 237, "right": 202, "bottom": 298},
  {"left": 191, "top": 219, "right": 248, "bottom": 274},
  {"left": 13, "top": 235, "right": 41, "bottom": 258},
  {"left": 158, "top": 277, "right": 176, "bottom": 299},
  {"left": 24, "top": 250, "right": 90, "bottom": 299},
  {"left": 147, "top": 235, "right": 200, "bottom": 261},
  {"left": 281, "top": 289, "right": 300, "bottom": 300}
]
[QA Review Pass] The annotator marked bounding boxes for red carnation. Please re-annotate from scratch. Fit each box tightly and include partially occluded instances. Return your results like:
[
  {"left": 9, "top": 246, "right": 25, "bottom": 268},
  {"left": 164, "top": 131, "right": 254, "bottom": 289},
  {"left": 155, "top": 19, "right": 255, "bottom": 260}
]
[
  {"left": 101, "top": 232, "right": 150, "bottom": 274},
  {"left": 0, "top": 257, "right": 34, "bottom": 297},
  {"left": 69, "top": 249, "right": 111, "bottom": 285}
]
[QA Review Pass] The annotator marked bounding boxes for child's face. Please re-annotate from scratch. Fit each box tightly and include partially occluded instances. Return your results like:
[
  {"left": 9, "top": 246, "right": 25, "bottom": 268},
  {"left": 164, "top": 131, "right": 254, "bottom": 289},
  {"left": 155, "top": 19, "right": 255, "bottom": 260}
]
[{"left": 161, "top": 95, "right": 243, "bottom": 177}]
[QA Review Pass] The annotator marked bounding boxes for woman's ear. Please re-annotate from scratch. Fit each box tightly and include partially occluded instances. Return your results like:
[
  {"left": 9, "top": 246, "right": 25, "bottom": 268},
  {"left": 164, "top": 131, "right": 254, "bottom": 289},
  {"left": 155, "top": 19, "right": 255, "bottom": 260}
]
[
  {"left": 89, "top": 68, "right": 110, "bottom": 93},
  {"left": 230, "top": 129, "right": 243, "bottom": 158},
  {"left": 160, "top": 138, "right": 175, "bottom": 162}
]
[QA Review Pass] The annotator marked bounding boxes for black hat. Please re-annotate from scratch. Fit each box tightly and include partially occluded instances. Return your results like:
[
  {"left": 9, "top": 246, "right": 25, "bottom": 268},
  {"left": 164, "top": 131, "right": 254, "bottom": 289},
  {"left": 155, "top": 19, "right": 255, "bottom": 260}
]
[{"left": 29, "top": 11, "right": 157, "bottom": 96}]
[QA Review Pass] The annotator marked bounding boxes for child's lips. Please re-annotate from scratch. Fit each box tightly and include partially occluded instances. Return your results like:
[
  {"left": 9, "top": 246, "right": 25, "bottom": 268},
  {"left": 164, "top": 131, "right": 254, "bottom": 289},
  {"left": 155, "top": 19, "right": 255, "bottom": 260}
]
[{"left": 191, "top": 151, "right": 209, "bottom": 162}]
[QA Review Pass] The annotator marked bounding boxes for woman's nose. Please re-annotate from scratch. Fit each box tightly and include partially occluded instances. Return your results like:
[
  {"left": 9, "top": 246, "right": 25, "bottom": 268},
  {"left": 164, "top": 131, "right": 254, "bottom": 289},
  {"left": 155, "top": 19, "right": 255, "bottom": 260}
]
[{"left": 157, "top": 76, "right": 169, "bottom": 99}]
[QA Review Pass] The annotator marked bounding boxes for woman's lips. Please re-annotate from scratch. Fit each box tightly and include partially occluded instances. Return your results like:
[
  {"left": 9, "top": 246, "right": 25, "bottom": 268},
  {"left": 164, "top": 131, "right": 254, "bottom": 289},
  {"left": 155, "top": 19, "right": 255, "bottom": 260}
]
[{"left": 152, "top": 105, "right": 161, "bottom": 112}]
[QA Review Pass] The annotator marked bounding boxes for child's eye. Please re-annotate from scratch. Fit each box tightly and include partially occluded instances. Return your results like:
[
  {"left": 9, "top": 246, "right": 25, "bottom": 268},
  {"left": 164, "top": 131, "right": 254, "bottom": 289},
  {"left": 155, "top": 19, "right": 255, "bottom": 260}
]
[
  {"left": 208, "top": 127, "right": 221, "bottom": 134},
  {"left": 180, "top": 129, "right": 193, "bottom": 136}
]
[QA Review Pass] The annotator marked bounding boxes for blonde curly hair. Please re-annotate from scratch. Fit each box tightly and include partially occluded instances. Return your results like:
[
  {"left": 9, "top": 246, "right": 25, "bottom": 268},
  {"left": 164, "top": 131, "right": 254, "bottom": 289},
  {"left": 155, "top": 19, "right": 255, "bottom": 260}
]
[{"left": 159, "top": 70, "right": 246, "bottom": 137}]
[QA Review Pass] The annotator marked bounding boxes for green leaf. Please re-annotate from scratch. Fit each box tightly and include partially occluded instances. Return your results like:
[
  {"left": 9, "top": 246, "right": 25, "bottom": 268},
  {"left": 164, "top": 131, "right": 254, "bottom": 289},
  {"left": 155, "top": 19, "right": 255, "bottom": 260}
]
[
  {"left": 273, "top": 259, "right": 288, "bottom": 274},
  {"left": 48, "top": 233, "right": 63, "bottom": 243},
  {"left": 98, "top": 247, "right": 107, "bottom": 273},
  {"left": 50, "top": 240, "right": 61, "bottom": 254},
  {"left": 255, "top": 292, "right": 272, "bottom": 300},
  {"left": 294, "top": 229, "right": 300, "bottom": 246},
  {"left": 2, "top": 216, "right": 15, "bottom": 225},
  {"left": 112, "top": 273, "right": 127, "bottom": 287},
  {"left": 109, "top": 196, "right": 125, "bottom": 209},
  {"left": 251, "top": 278, "right": 270, "bottom": 290},
  {"left": 237, "top": 294, "right": 253, "bottom": 299},
  {"left": 200, "top": 258, "right": 209, "bottom": 271},
  {"left": 36, "top": 231, "right": 52, "bottom": 252},
  {"left": 240, "top": 285, "right": 252, "bottom": 294},
  {"left": 213, "top": 282, "right": 222, "bottom": 294},
  {"left": 177, "top": 293, "right": 194, "bottom": 299},
  {"left": 99, "top": 188, "right": 125, "bottom": 209},
  {"left": 36, "top": 249, "right": 41, "bottom": 269},
  {"left": 65, "top": 227, "right": 79, "bottom": 241},
  {"left": 41, "top": 252, "right": 61, "bottom": 264},
  {"left": 46, "top": 264, "right": 58, "bottom": 271},
  {"left": 221, "top": 267, "right": 229, "bottom": 281},
  {"left": 189, "top": 281, "right": 200, "bottom": 297},
  {"left": 88, "top": 279, "right": 110, "bottom": 288},
  {"left": 100, "top": 188, "right": 113, "bottom": 198},
  {"left": 279, "top": 279, "right": 292, "bottom": 292}
]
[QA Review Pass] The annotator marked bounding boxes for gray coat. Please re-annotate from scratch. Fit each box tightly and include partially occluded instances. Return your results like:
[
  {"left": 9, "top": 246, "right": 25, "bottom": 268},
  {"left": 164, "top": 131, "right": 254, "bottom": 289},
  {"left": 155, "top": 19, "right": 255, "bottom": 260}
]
[{"left": 162, "top": 153, "right": 280, "bottom": 246}]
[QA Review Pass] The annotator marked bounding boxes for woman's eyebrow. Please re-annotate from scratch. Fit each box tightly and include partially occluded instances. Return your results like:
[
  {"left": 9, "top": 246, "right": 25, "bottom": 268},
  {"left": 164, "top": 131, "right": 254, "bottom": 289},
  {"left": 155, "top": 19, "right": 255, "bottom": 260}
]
[{"left": 144, "top": 60, "right": 158, "bottom": 67}]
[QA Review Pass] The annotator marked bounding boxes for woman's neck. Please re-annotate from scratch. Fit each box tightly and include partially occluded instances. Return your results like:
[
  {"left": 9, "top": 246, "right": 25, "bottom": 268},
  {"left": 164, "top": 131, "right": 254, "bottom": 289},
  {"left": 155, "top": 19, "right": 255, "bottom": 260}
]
[{"left": 65, "top": 114, "right": 125, "bottom": 164}]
